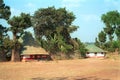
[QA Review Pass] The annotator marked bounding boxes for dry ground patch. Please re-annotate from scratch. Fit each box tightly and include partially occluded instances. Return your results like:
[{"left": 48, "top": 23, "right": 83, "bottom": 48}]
[{"left": 0, "top": 58, "right": 120, "bottom": 80}]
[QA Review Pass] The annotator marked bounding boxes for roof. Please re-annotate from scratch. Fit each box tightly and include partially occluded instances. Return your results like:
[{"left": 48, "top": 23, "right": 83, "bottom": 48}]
[
  {"left": 86, "top": 44, "right": 106, "bottom": 53},
  {"left": 21, "top": 46, "right": 49, "bottom": 55}
]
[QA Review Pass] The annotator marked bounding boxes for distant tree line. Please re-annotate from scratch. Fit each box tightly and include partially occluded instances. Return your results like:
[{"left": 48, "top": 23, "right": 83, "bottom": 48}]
[
  {"left": 0, "top": 0, "right": 87, "bottom": 61},
  {"left": 95, "top": 10, "right": 120, "bottom": 53}
]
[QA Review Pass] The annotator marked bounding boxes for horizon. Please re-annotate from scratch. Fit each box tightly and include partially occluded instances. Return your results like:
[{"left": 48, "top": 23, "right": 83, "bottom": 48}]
[{"left": 2, "top": 0, "right": 120, "bottom": 42}]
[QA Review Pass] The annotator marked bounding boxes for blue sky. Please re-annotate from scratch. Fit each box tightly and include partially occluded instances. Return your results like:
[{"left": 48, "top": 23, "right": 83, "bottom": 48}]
[{"left": 3, "top": 0, "right": 120, "bottom": 42}]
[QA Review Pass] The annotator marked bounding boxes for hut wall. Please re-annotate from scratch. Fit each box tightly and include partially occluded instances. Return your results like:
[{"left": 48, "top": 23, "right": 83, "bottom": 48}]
[
  {"left": 86, "top": 52, "right": 105, "bottom": 58},
  {"left": 96, "top": 52, "right": 105, "bottom": 57}
]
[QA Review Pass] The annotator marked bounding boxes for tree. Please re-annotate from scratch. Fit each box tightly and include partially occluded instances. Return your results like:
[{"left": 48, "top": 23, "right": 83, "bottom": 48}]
[
  {"left": 8, "top": 13, "right": 31, "bottom": 61},
  {"left": 96, "top": 10, "right": 120, "bottom": 53},
  {"left": 22, "top": 32, "right": 37, "bottom": 46},
  {"left": 98, "top": 31, "right": 106, "bottom": 48},
  {"left": 0, "top": 25, "right": 8, "bottom": 61},
  {"left": 32, "top": 7, "right": 81, "bottom": 59},
  {"left": 115, "top": 25, "right": 120, "bottom": 40},
  {"left": 0, "top": 0, "right": 11, "bottom": 20},
  {"left": 101, "top": 10, "right": 120, "bottom": 41},
  {"left": 0, "top": 0, "right": 11, "bottom": 61},
  {"left": 103, "top": 24, "right": 114, "bottom": 41},
  {"left": 98, "top": 31, "right": 106, "bottom": 43},
  {"left": 95, "top": 38, "right": 99, "bottom": 47}
]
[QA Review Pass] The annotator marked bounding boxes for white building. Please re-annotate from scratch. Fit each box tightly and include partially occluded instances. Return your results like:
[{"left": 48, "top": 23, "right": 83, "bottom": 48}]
[{"left": 86, "top": 44, "right": 106, "bottom": 58}]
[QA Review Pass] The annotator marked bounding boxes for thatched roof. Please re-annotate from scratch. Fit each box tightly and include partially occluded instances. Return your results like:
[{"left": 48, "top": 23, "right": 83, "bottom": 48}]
[
  {"left": 21, "top": 46, "right": 49, "bottom": 55},
  {"left": 86, "top": 44, "right": 106, "bottom": 53}
]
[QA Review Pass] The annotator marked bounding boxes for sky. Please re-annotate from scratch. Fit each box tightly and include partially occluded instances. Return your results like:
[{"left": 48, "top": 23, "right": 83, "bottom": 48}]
[{"left": 2, "top": 0, "right": 120, "bottom": 42}]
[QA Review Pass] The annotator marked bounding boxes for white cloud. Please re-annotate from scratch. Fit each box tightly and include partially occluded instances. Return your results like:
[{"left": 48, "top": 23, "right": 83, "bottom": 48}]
[
  {"left": 25, "top": 2, "right": 36, "bottom": 8},
  {"left": 62, "top": 0, "right": 86, "bottom": 8},
  {"left": 11, "top": 8, "right": 21, "bottom": 17},
  {"left": 80, "top": 14, "right": 99, "bottom": 22}
]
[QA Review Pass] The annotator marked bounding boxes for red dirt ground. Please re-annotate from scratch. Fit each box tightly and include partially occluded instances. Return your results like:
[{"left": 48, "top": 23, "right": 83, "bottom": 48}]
[{"left": 0, "top": 58, "right": 120, "bottom": 80}]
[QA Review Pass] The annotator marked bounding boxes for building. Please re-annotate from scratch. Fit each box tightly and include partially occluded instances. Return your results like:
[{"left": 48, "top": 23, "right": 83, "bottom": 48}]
[
  {"left": 21, "top": 46, "right": 51, "bottom": 62},
  {"left": 86, "top": 44, "right": 106, "bottom": 58}
]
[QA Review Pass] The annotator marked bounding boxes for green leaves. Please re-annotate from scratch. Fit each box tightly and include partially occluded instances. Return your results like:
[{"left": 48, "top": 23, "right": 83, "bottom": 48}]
[
  {"left": 101, "top": 11, "right": 120, "bottom": 26},
  {"left": 96, "top": 10, "right": 120, "bottom": 53},
  {"left": 32, "top": 7, "right": 82, "bottom": 56},
  {"left": 0, "top": 0, "right": 11, "bottom": 55},
  {"left": 0, "top": 0, "right": 11, "bottom": 20},
  {"left": 8, "top": 13, "right": 31, "bottom": 32},
  {"left": 115, "top": 26, "right": 120, "bottom": 40},
  {"left": 101, "top": 10, "right": 120, "bottom": 41},
  {"left": 98, "top": 31, "right": 106, "bottom": 43},
  {"left": 7, "top": 13, "right": 32, "bottom": 61}
]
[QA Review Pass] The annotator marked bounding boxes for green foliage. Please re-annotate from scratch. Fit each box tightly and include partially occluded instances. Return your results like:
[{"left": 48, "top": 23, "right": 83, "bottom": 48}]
[
  {"left": 110, "top": 40, "right": 120, "bottom": 52},
  {"left": 115, "top": 25, "right": 120, "bottom": 40},
  {"left": 101, "top": 10, "right": 120, "bottom": 41},
  {"left": 95, "top": 38, "right": 99, "bottom": 47},
  {"left": 96, "top": 10, "right": 120, "bottom": 53},
  {"left": 0, "top": 25, "right": 7, "bottom": 48},
  {"left": 0, "top": 0, "right": 11, "bottom": 57},
  {"left": 21, "top": 32, "right": 38, "bottom": 46},
  {"left": 0, "top": 0, "right": 11, "bottom": 46},
  {"left": 98, "top": 31, "right": 106, "bottom": 43},
  {"left": 0, "top": 0, "right": 11, "bottom": 20},
  {"left": 8, "top": 13, "right": 31, "bottom": 36},
  {"left": 103, "top": 24, "right": 114, "bottom": 41},
  {"left": 32, "top": 7, "right": 76, "bottom": 39},
  {"left": 8, "top": 13, "right": 32, "bottom": 61},
  {"left": 3, "top": 37, "right": 13, "bottom": 49},
  {"left": 32, "top": 7, "right": 86, "bottom": 59}
]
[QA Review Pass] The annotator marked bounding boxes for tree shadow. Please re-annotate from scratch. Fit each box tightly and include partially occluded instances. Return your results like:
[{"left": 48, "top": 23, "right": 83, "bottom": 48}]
[
  {"left": 74, "top": 76, "right": 110, "bottom": 80},
  {"left": 31, "top": 76, "right": 111, "bottom": 80},
  {"left": 31, "top": 77, "right": 68, "bottom": 80}
]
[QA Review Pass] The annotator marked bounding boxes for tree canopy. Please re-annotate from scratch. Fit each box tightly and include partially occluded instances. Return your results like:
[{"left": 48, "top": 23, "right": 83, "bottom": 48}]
[
  {"left": 32, "top": 7, "right": 86, "bottom": 59},
  {"left": 0, "top": 0, "right": 11, "bottom": 61},
  {"left": 95, "top": 10, "right": 120, "bottom": 53},
  {"left": 8, "top": 13, "right": 32, "bottom": 61},
  {"left": 0, "top": 0, "right": 11, "bottom": 20},
  {"left": 101, "top": 10, "right": 120, "bottom": 41}
]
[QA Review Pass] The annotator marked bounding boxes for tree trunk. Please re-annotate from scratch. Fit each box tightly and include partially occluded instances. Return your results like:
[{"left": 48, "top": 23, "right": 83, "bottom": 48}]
[{"left": 11, "top": 32, "right": 20, "bottom": 62}]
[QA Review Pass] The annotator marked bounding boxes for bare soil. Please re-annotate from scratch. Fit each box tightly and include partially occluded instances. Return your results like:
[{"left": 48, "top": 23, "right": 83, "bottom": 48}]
[{"left": 0, "top": 58, "right": 120, "bottom": 80}]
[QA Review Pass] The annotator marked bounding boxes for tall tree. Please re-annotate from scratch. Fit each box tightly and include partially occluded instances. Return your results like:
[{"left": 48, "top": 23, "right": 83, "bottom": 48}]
[
  {"left": 0, "top": 0, "right": 11, "bottom": 61},
  {"left": 101, "top": 11, "right": 120, "bottom": 41},
  {"left": 32, "top": 7, "right": 80, "bottom": 57},
  {"left": 8, "top": 13, "right": 31, "bottom": 61},
  {"left": 96, "top": 10, "right": 120, "bottom": 52}
]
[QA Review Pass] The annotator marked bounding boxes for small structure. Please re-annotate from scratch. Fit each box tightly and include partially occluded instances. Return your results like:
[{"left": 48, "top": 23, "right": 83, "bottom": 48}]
[
  {"left": 86, "top": 44, "right": 106, "bottom": 58},
  {"left": 21, "top": 46, "right": 51, "bottom": 62}
]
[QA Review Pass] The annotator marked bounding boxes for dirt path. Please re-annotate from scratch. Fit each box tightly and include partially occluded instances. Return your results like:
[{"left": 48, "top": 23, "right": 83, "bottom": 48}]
[{"left": 0, "top": 59, "right": 120, "bottom": 80}]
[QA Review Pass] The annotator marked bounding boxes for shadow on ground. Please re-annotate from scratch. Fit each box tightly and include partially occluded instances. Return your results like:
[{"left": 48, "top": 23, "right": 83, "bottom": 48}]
[{"left": 31, "top": 76, "right": 110, "bottom": 80}]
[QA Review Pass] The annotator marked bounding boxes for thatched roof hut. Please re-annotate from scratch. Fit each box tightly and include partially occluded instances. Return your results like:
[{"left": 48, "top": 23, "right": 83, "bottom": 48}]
[
  {"left": 20, "top": 32, "right": 50, "bottom": 61},
  {"left": 21, "top": 45, "right": 50, "bottom": 61},
  {"left": 21, "top": 46, "right": 49, "bottom": 55}
]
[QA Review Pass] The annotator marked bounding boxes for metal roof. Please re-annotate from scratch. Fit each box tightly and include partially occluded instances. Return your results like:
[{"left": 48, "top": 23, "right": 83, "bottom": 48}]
[{"left": 86, "top": 44, "right": 106, "bottom": 53}]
